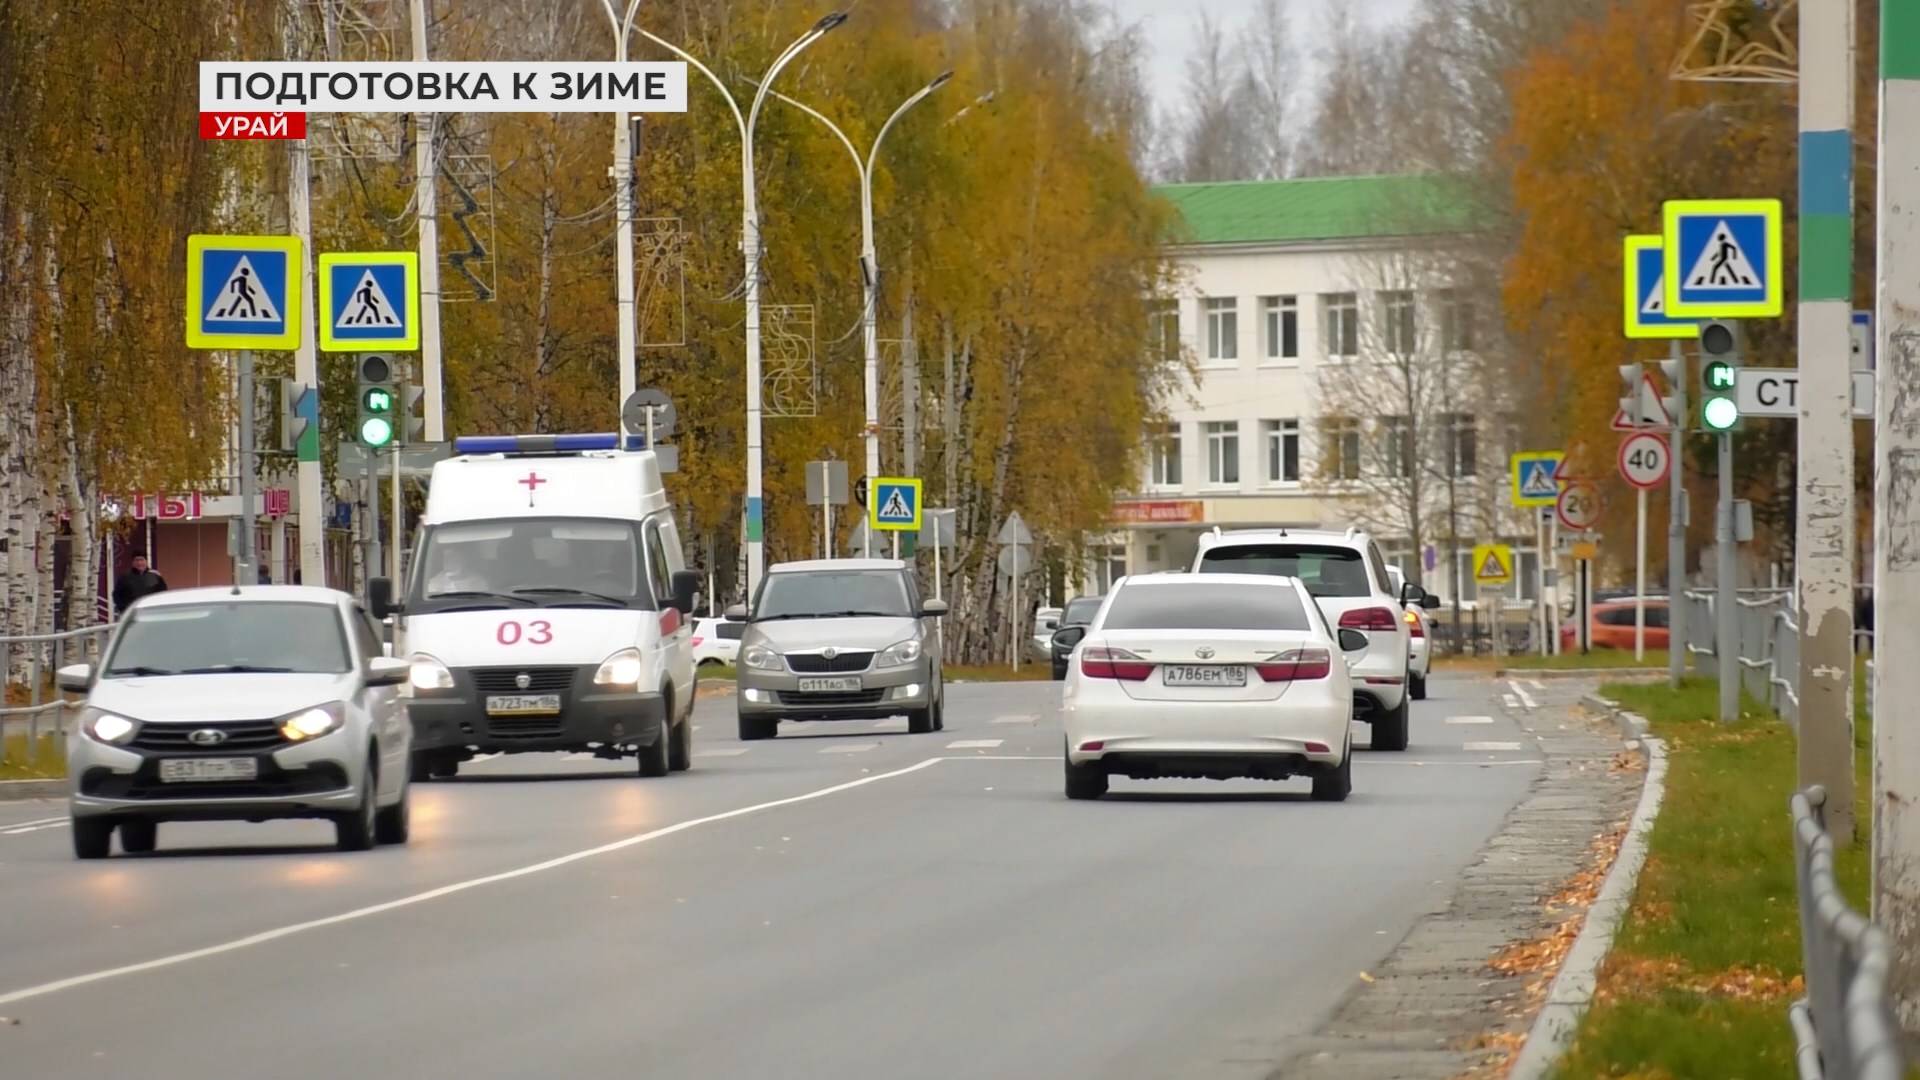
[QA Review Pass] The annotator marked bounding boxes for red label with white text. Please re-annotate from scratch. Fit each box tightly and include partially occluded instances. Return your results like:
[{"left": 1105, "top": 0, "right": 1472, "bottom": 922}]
[{"left": 199, "top": 112, "right": 307, "bottom": 140}]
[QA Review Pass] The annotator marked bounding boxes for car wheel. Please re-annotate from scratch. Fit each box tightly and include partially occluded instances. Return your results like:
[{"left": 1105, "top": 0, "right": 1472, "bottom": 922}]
[
  {"left": 639, "top": 710, "right": 671, "bottom": 777},
  {"left": 1064, "top": 755, "right": 1108, "bottom": 800},
  {"left": 1372, "top": 696, "right": 1410, "bottom": 752},
  {"left": 335, "top": 761, "right": 379, "bottom": 851},
  {"left": 1410, "top": 673, "right": 1428, "bottom": 701},
  {"left": 738, "top": 711, "right": 777, "bottom": 741},
  {"left": 118, "top": 818, "right": 158, "bottom": 854},
  {"left": 375, "top": 781, "right": 411, "bottom": 845},
  {"left": 932, "top": 688, "right": 945, "bottom": 732},
  {"left": 430, "top": 756, "right": 460, "bottom": 779},
  {"left": 668, "top": 713, "right": 693, "bottom": 772},
  {"left": 72, "top": 817, "right": 113, "bottom": 860},
  {"left": 907, "top": 703, "right": 935, "bottom": 735},
  {"left": 1311, "top": 741, "right": 1352, "bottom": 802}
]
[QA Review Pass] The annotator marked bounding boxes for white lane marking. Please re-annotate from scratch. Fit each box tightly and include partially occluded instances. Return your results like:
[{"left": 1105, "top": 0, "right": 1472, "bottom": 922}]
[
  {"left": 1366, "top": 759, "right": 1544, "bottom": 768},
  {"left": 1465, "top": 741, "right": 1524, "bottom": 752},
  {"left": 1445, "top": 716, "right": 1495, "bottom": 725},
  {"left": 945, "top": 739, "right": 1004, "bottom": 750},
  {"left": 0, "top": 816, "right": 68, "bottom": 832},
  {"left": 1527, "top": 679, "right": 1547, "bottom": 691},
  {"left": 991, "top": 715, "right": 1039, "bottom": 725},
  {"left": 1, "top": 821, "right": 68, "bottom": 836},
  {"left": 944, "top": 755, "right": 1055, "bottom": 761},
  {"left": 819, "top": 742, "right": 879, "bottom": 754},
  {"left": 869, "top": 720, "right": 898, "bottom": 730},
  {"left": 692, "top": 748, "right": 749, "bottom": 758},
  {"left": 0, "top": 757, "right": 946, "bottom": 1007},
  {"left": 1502, "top": 693, "right": 1521, "bottom": 709},
  {"left": 1509, "top": 681, "right": 1538, "bottom": 710}
]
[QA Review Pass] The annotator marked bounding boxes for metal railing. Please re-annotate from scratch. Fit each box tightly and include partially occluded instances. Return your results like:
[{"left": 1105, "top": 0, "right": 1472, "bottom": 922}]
[
  {"left": 1680, "top": 588, "right": 1801, "bottom": 725},
  {"left": 2, "top": 624, "right": 113, "bottom": 769},
  {"left": 1790, "top": 786, "right": 1905, "bottom": 1079}
]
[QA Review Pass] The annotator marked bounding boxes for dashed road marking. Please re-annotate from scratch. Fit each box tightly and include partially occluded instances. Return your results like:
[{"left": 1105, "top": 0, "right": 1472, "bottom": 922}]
[
  {"left": 945, "top": 739, "right": 1004, "bottom": 750},
  {"left": 819, "top": 742, "right": 879, "bottom": 754},
  {"left": 1509, "top": 681, "right": 1538, "bottom": 710},
  {"left": 1502, "top": 694, "right": 1521, "bottom": 709},
  {"left": 1446, "top": 716, "right": 1495, "bottom": 725},
  {"left": 1527, "top": 679, "right": 1547, "bottom": 691},
  {"left": 1367, "top": 759, "right": 1543, "bottom": 768},
  {"left": 1464, "top": 741, "right": 1524, "bottom": 752},
  {"left": 1, "top": 821, "right": 67, "bottom": 836},
  {"left": 692, "top": 748, "right": 749, "bottom": 758},
  {"left": 991, "top": 715, "right": 1039, "bottom": 725}
]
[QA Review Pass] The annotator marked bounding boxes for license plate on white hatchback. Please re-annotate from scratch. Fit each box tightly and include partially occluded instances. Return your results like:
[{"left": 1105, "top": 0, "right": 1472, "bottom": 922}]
[
  {"left": 486, "top": 693, "right": 562, "bottom": 715},
  {"left": 1161, "top": 664, "right": 1248, "bottom": 688},
  {"left": 796, "top": 677, "right": 862, "bottom": 693},
  {"left": 159, "top": 758, "right": 258, "bottom": 783}
]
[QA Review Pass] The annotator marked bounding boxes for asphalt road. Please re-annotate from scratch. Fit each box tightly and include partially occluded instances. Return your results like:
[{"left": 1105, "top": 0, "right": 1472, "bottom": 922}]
[{"left": 0, "top": 673, "right": 1543, "bottom": 1080}]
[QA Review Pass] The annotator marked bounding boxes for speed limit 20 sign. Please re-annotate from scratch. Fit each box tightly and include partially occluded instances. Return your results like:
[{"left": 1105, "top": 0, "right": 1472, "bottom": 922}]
[
  {"left": 1556, "top": 482, "right": 1601, "bottom": 531},
  {"left": 1618, "top": 432, "right": 1671, "bottom": 490}
]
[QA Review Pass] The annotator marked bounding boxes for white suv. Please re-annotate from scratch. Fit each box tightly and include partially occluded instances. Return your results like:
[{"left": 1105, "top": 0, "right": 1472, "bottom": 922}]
[{"left": 1192, "top": 527, "right": 1418, "bottom": 750}]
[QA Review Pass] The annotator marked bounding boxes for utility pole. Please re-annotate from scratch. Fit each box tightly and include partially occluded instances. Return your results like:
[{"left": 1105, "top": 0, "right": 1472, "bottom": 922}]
[
  {"left": 1872, "top": 0, "right": 1920, "bottom": 1035},
  {"left": 236, "top": 351, "right": 257, "bottom": 585},
  {"left": 1796, "top": 0, "right": 1858, "bottom": 841},
  {"left": 284, "top": 0, "right": 325, "bottom": 587},
  {"left": 1666, "top": 340, "right": 1687, "bottom": 688},
  {"left": 409, "top": 0, "right": 445, "bottom": 442}
]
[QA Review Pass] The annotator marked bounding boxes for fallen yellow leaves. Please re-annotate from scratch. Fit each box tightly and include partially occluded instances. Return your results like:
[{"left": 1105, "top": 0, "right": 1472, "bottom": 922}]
[{"left": 1603, "top": 955, "right": 1803, "bottom": 1003}]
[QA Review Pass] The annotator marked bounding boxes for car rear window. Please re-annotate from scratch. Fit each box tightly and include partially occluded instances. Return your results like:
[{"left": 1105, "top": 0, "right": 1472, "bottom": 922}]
[
  {"left": 716, "top": 621, "right": 746, "bottom": 640},
  {"left": 1100, "top": 584, "right": 1310, "bottom": 632},
  {"left": 1061, "top": 597, "right": 1102, "bottom": 625},
  {"left": 1197, "top": 544, "right": 1373, "bottom": 598}
]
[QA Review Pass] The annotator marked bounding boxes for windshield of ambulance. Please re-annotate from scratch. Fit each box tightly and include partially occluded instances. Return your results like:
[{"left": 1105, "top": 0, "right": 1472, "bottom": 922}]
[{"left": 407, "top": 517, "right": 654, "bottom": 612}]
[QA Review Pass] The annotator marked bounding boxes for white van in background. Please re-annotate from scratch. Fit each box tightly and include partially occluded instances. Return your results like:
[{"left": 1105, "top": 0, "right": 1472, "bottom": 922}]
[{"left": 372, "top": 433, "right": 699, "bottom": 781}]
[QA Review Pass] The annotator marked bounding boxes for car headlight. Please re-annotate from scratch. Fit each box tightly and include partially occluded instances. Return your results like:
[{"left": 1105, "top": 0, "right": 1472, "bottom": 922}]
[
  {"left": 279, "top": 702, "right": 346, "bottom": 742},
  {"left": 594, "top": 647, "right": 645, "bottom": 687},
  {"left": 81, "top": 709, "right": 138, "bottom": 745},
  {"left": 741, "top": 644, "right": 785, "bottom": 672},
  {"left": 875, "top": 639, "right": 924, "bottom": 669},
  {"left": 408, "top": 654, "right": 455, "bottom": 691}
]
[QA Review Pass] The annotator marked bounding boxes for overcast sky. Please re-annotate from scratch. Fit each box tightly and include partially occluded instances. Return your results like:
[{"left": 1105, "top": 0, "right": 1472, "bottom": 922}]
[{"left": 1099, "top": 0, "right": 1422, "bottom": 117}]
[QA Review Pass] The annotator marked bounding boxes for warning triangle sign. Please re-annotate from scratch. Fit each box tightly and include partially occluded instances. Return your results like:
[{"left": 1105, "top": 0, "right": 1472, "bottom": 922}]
[
  {"left": 877, "top": 487, "right": 913, "bottom": 521},
  {"left": 1477, "top": 551, "right": 1507, "bottom": 579},
  {"left": 336, "top": 269, "right": 402, "bottom": 329},
  {"left": 1683, "top": 220, "right": 1761, "bottom": 290},
  {"left": 206, "top": 256, "right": 282, "bottom": 323}
]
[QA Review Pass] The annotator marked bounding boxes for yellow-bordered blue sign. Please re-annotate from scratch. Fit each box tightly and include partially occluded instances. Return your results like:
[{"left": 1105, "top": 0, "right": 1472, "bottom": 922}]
[
  {"left": 869, "top": 477, "right": 923, "bottom": 532},
  {"left": 1509, "top": 450, "right": 1565, "bottom": 508},
  {"left": 1661, "top": 198, "right": 1784, "bottom": 319},
  {"left": 1622, "top": 235, "right": 1699, "bottom": 340},
  {"left": 318, "top": 251, "right": 420, "bottom": 352},
  {"left": 186, "top": 234, "right": 302, "bottom": 350}
]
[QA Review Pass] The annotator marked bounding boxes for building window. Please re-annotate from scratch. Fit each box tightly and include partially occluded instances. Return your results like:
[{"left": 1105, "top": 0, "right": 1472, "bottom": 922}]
[
  {"left": 1321, "top": 417, "right": 1361, "bottom": 481},
  {"left": 1205, "top": 421, "right": 1240, "bottom": 485},
  {"left": 1447, "top": 413, "right": 1478, "bottom": 477},
  {"left": 1441, "top": 289, "right": 1475, "bottom": 351},
  {"left": 1263, "top": 419, "right": 1301, "bottom": 483},
  {"left": 1147, "top": 299, "right": 1180, "bottom": 363},
  {"left": 1381, "top": 290, "right": 1416, "bottom": 357},
  {"left": 1382, "top": 415, "right": 1414, "bottom": 478},
  {"left": 1204, "top": 297, "right": 1238, "bottom": 362},
  {"left": 1149, "top": 423, "right": 1182, "bottom": 488},
  {"left": 1323, "top": 292, "right": 1358, "bottom": 358},
  {"left": 1261, "top": 295, "right": 1298, "bottom": 361}
]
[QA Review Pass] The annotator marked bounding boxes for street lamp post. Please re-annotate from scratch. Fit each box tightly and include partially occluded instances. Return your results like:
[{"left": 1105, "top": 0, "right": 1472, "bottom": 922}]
[
  {"left": 767, "top": 73, "right": 953, "bottom": 556},
  {"left": 598, "top": 0, "right": 646, "bottom": 430},
  {"left": 629, "top": 13, "right": 846, "bottom": 600}
]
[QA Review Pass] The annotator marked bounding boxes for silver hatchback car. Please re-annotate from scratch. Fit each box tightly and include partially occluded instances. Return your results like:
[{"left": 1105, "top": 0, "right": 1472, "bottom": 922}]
[
  {"left": 729, "top": 559, "right": 947, "bottom": 739},
  {"left": 58, "top": 586, "right": 414, "bottom": 859}
]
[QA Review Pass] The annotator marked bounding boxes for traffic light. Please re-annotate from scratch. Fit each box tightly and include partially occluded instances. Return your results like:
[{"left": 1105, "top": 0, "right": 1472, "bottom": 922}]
[
  {"left": 401, "top": 383, "right": 426, "bottom": 445},
  {"left": 1618, "top": 362, "right": 1644, "bottom": 424},
  {"left": 1658, "top": 353, "right": 1688, "bottom": 428},
  {"left": 1698, "top": 320, "right": 1742, "bottom": 432},
  {"left": 356, "top": 354, "right": 397, "bottom": 448}
]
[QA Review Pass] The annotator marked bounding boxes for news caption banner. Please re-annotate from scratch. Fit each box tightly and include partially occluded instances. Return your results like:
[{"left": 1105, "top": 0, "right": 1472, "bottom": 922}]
[{"left": 198, "top": 61, "right": 690, "bottom": 138}]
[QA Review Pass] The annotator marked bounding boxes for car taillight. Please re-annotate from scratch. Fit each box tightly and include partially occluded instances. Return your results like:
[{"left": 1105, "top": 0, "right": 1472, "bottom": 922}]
[
  {"left": 1403, "top": 611, "right": 1424, "bottom": 638},
  {"left": 1081, "top": 646, "right": 1154, "bottom": 681},
  {"left": 692, "top": 636, "right": 705, "bottom": 647},
  {"left": 1340, "top": 606, "right": 1399, "bottom": 631},
  {"left": 1255, "top": 647, "right": 1332, "bottom": 681}
]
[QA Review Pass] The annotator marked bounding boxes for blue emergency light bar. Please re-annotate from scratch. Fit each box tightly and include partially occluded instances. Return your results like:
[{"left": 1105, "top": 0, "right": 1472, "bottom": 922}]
[{"left": 453, "top": 433, "right": 647, "bottom": 455}]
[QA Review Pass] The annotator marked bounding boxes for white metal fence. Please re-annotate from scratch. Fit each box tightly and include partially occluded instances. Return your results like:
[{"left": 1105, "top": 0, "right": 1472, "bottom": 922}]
[
  {"left": 1790, "top": 786, "right": 1905, "bottom": 1079},
  {"left": 1679, "top": 588, "right": 1801, "bottom": 725},
  {"left": 1, "top": 624, "right": 113, "bottom": 771}
]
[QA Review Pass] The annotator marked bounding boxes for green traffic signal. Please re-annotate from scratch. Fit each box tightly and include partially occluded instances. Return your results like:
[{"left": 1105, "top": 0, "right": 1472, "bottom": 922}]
[
  {"left": 362, "top": 387, "right": 394, "bottom": 413},
  {"left": 1702, "top": 396, "right": 1739, "bottom": 431},
  {"left": 359, "top": 415, "right": 395, "bottom": 447},
  {"left": 1703, "top": 359, "right": 1735, "bottom": 391}
]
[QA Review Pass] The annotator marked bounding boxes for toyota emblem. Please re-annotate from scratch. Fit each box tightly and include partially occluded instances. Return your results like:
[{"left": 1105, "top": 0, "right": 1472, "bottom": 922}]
[
  {"left": 822, "top": 647, "right": 838, "bottom": 661},
  {"left": 515, "top": 672, "right": 532, "bottom": 690},
  {"left": 188, "top": 728, "right": 228, "bottom": 747},
  {"left": 1194, "top": 646, "right": 1216, "bottom": 660}
]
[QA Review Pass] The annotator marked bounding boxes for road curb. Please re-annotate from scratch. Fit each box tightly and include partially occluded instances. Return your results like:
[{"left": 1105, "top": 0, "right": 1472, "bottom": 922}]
[
  {"left": 1492, "top": 667, "right": 1667, "bottom": 681},
  {"left": 0, "top": 779, "right": 66, "bottom": 802},
  {"left": 1508, "top": 693, "right": 1667, "bottom": 1080}
]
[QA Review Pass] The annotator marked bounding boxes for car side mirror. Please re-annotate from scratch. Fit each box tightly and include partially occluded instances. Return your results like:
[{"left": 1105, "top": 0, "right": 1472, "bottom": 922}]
[
  {"left": 56, "top": 663, "right": 93, "bottom": 693},
  {"left": 1398, "top": 582, "right": 1424, "bottom": 605},
  {"left": 725, "top": 603, "right": 749, "bottom": 621},
  {"left": 670, "top": 570, "right": 700, "bottom": 615},
  {"left": 365, "top": 656, "right": 410, "bottom": 687},
  {"left": 921, "top": 599, "right": 949, "bottom": 618},
  {"left": 1052, "top": 626, "right": 1086, "bottom": 649},
  {"left": 1421, "top": 593, "right": 1441, "bottom": 610},
  {"left": 1338, "top": 628, "right": 1368, "bottom": 652},
  {"left": 369, "top": 577, "right": 399, "bottom": 619}
]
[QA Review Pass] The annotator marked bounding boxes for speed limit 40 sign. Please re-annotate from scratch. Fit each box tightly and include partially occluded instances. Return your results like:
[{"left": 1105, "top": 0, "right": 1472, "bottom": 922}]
[{"left": 1618, "top": 431, "right": 1671, "bottom": 490}]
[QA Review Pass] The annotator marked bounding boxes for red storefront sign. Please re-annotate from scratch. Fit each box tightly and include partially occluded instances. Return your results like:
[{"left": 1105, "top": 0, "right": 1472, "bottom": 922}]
[
  {"left": 125, "top": 493, "right": 204, "bottom": 521},
  {"left": 1111, "top": 500, "right": 1205, "bottom": 525},
  {"left": 264, "top": 489, "right": 292, "bottom": 518}
]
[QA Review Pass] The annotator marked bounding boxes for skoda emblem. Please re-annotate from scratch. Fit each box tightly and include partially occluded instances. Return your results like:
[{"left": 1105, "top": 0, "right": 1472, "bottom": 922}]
[
  {"left": 822, "top": 647, "right": 838, "bottom": 661},
  {"left": 514, "top": 672, "right": 532, "bottom": 690},
  {"left": 1194, "top": 646, "right": 1216, "bottom": 660},
  {"left": 188, "top": 728, "right": 227, "bottom": 747}
]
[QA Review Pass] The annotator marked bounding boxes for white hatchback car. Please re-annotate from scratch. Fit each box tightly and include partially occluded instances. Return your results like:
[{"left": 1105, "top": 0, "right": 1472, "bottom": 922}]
[
  {"left": 1193, "top": 528, "right": 1422, "bottom": 750},
  {"left": 691, "top": 617, "right": 745, "bottom": 668},
  {"left": 1054, "top": 573, "right": 1366, "bottom": 801},
  {"left": 59, "top": 587, "right": 414, "bottom": 859}
]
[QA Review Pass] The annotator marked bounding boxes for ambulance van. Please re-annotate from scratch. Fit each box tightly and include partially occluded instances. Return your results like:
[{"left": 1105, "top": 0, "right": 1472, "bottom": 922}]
[{"left": 370, "top": 433, "right": 700, "bottom": 780}]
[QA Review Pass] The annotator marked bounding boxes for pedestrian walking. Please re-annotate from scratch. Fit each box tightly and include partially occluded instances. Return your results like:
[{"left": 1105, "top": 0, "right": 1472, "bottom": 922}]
[{"left": 112, "top": 554, "right": 168, "bottom": 614}]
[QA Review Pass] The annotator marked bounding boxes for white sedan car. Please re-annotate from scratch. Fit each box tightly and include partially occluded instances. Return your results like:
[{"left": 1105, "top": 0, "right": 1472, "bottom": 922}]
[{"left": 1054, "top": 573, "right": 1365, "bottom": 802}]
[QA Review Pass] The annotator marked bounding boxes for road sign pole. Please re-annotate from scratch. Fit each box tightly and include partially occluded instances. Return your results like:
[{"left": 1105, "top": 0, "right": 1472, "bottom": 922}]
[
  {"left": 1668, "top": 338, "right": 1687, "bottom": 688},
  {"left": 237, "top": 349, "right": 257, "bottom": 585},
  {"left": 1535, "top": 511, "right": 1548, "bottom": 657},
  {"left": 933, "top": 536, "right": 942, "bottom": 601},
  {"left": 287, "top": 154, "right": 326, "bottom": 588},
  {"left": 1635, "top": 486, "right": 1647, "bottom": 661},
  {"left": 1548, "top": 514, "right": 1560, "bottom": 656},
  {"left": 389, "top": 442, "right": 402, "bottom": 583},
  {"left": 1716, "top": 430, "right": 1737, "bottom": 722},
  {"left": 822, "top": 500, "right": 831, "bottom": 560}
]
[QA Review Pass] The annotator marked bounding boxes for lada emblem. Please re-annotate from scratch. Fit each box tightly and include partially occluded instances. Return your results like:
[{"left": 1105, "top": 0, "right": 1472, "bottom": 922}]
[{"left": 188, "top": 728, "right": 228, "bottom": 746}]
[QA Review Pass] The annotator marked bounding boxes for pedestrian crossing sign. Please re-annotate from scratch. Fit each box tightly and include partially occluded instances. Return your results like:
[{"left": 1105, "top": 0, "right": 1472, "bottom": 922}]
[
  {"left": 1509, "top": 450, "right": 1565, "bottom": 508},
  {"left": 1621, "top": 235, "right": 1698, "bottom": 339},
  {"left": 1471, "top": 543, "right": 1514, "bottom": 587},
  {"left": 869, "top": 477, "right": 922, "bottom": 532},
  {"left": 1661, "top": 199, "right": 1784, "bottom": 319},
  {"left": 186, "top": 234, "right": 302, "bottom": 350},
  {"left": 318, "top": 252, "right": 420, "bottom": 352}
]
